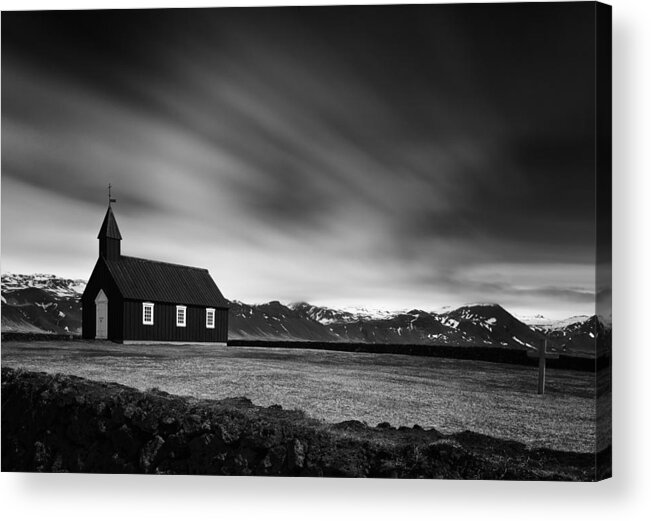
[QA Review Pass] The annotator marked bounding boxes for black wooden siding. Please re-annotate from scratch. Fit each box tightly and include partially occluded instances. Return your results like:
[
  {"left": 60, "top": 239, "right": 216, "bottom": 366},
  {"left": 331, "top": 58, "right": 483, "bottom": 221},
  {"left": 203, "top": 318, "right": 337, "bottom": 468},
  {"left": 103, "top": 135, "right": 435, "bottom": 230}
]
[
  {"left": 122, "top": 300, "right": 228, "bottom": 342},
  {"left": 100, "top": 237, "right": 121, "bottom": 261}
]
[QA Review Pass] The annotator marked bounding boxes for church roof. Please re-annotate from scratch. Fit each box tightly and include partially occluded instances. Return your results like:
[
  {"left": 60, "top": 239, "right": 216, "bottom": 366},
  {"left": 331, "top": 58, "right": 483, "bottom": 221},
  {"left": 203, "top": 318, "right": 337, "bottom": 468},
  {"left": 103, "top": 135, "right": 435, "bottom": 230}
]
[
  {"left": 104, "top": 255, "right": 229, "bottom": 308},
  {"left": 97, "top": 206, "right": 122, "bottom": 240}
]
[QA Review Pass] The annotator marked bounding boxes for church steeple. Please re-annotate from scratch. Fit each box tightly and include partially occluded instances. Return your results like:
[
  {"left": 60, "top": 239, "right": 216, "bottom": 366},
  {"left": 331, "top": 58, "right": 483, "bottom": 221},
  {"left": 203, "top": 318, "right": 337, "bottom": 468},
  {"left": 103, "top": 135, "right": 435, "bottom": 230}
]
[{"left": 98, "top": 189, "right": 122, "bottom": 260}]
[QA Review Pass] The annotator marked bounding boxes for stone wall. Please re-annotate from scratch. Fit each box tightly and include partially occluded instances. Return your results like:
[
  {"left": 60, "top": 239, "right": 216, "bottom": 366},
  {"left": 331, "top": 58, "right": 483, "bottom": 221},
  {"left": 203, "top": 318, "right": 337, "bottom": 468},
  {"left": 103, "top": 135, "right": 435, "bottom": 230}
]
[{"left": 1, "top": 367, "right": 603, "bottom": 479}]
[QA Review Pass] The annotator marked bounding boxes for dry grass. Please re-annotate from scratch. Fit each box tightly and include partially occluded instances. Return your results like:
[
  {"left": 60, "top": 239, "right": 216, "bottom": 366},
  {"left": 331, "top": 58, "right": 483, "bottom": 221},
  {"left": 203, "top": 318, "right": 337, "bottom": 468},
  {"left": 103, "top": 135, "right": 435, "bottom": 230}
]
[{"left": 1, "top": 340, "right": 602, "bottom": 453}]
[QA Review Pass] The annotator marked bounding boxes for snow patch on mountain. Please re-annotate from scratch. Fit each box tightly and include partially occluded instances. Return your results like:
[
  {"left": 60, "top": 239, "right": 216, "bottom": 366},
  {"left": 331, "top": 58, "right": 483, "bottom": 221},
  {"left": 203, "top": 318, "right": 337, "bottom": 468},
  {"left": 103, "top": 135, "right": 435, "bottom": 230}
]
[
  {"left": 2, "top": 273, "right": 85, "bottom": 335},
  {"left": 516, "top": 313, "right": 593, "bottom": 331},
  {"left": 2, "top": 273, "right": 87, "bottom": 297},
  {"left": 546, "top": 315, "right": 591, "bottom": 331},
  {"left": 516, "top": 314, "right": 554, "bottom": 327}
]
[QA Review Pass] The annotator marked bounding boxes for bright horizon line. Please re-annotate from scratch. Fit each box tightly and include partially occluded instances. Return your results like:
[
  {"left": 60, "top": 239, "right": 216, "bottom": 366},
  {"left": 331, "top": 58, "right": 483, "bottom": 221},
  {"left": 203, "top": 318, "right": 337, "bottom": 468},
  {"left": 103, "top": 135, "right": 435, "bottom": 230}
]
[{"left": 1, "top": 269, "right": 595, "bottom": 321}]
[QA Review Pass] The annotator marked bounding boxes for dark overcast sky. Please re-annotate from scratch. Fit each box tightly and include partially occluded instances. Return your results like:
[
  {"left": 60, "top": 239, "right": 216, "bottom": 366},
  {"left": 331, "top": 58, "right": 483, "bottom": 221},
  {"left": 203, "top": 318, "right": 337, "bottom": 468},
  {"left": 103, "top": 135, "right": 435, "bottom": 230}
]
[{"left": 2, "top": 3, "right": 599, "bottom": 318}]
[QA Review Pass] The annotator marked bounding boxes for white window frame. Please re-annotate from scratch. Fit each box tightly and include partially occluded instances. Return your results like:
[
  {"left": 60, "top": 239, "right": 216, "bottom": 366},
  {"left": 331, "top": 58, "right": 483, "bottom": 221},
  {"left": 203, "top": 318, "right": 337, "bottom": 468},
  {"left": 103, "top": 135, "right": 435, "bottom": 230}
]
[
  {"left": 176, "top": 305, "right": 187, "bottom": 327},
  {"left": 142, "top": 302, "right": 154, "bottom": 325},
  {"left": 206, "top": 308, "right": 215, "bottom": 329}
]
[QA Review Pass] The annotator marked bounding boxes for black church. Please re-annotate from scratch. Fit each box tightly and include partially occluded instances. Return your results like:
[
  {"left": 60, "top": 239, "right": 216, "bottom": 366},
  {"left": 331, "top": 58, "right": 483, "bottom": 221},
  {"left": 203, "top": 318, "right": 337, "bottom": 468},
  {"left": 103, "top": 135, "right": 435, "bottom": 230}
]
[{"left": 82, "top": 204, "right": 229, "bottom": 344}]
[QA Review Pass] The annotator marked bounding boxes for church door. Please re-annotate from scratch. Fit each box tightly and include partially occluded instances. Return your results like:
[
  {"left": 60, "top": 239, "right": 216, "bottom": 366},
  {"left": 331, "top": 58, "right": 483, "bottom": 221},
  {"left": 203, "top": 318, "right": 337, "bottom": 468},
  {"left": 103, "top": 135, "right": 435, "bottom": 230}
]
[{"left": 95, "top": 289, "right": 108, "bottom": 340}]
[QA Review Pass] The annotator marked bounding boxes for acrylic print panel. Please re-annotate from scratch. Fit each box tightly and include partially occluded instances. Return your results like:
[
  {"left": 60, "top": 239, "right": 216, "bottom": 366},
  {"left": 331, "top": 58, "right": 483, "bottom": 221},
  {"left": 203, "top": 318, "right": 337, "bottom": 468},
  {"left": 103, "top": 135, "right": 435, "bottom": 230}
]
[{"left": 0, "top": 2, "right": 612, "bottom": 480}]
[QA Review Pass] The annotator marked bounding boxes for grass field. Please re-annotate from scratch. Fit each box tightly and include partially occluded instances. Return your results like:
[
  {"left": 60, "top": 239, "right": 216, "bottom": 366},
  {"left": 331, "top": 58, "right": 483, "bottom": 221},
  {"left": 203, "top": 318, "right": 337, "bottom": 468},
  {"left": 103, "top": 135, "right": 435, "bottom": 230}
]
[{"left": 1, "top": 340, "right": 602, "bottom": 453}]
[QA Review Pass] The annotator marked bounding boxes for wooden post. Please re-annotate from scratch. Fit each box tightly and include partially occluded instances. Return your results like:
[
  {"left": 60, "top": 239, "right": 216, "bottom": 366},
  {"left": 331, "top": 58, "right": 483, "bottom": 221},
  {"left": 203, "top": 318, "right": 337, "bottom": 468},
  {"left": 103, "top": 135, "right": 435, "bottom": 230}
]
[
  {"left": 538, "top": 338, "right": 547, "bottom": 395},
  {"left": 528, "top": 336, "right": 559, "bottom": 395}
]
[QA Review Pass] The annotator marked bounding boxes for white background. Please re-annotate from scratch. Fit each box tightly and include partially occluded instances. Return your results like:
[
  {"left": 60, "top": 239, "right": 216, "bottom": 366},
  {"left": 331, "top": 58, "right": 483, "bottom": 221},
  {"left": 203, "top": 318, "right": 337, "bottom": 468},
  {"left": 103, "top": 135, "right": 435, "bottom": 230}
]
[{"left": 1, "top": 0, "right": 649, "bottom": 519}]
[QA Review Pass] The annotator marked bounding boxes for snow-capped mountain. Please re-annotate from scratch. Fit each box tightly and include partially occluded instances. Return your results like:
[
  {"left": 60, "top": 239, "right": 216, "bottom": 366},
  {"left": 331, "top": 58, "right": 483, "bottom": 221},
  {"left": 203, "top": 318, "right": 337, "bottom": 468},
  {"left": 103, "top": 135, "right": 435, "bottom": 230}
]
[
  {"left": 547, "top": 315, "right": 592, "bottom": 330},
  {"left": 517, "top": 313, "right": 609, "bottom": 357},
  {"left": 289, "top": 302, "right": 360, "bottom": 325},
  {"left": 2, "top": 273, "right": 86, "bottom": 334},
  {"left": 440, "top": 303, "right": 545, "bottom": 348},
  {"left": 1, "top": 273, "right": 86, "bottom": 298},
  {"left": 324, "top": 303, "right": 550, "bottom": 349},
  {"left": 289, "top": 302, "right": 403, "bottom": 324},
  {"left": 228, "top": 301, "right": 339, "bottom": 342},
  {"left": 545, "top": 315, "right": 610, "bottom": 357},
  {"left": 516, "top": 314, "right": 556, "bottom": 328},
  {"left": 518, "top": 313, "right": 590, "bottom": 330},
  {"left": 289, "top": 302, "right": 547, "bottom": 348}
]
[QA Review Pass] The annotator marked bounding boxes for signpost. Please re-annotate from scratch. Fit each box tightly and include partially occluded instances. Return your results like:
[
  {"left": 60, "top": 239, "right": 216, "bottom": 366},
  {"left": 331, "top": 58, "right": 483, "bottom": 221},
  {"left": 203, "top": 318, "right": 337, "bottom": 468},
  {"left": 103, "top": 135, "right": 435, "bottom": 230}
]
[{"left": 527, "top": 337, "right": 559, "bottom": 395}]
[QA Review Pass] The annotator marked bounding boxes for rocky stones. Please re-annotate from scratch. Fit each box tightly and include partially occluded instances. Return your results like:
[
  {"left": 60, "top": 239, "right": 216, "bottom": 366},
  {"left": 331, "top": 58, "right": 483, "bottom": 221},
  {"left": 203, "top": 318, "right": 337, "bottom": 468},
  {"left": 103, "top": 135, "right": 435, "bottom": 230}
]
[
  {"left": 332, "top": 420, "right": 367, "bottom": 431},
  {"left": 287, "top": 438, "right": 306, "bottom": 470},
  {"left": 139, "top": 435, "right": 165, "bottom": 472},
  {"left": 1, "top": 367, "right": 599, "bottom": 480}
]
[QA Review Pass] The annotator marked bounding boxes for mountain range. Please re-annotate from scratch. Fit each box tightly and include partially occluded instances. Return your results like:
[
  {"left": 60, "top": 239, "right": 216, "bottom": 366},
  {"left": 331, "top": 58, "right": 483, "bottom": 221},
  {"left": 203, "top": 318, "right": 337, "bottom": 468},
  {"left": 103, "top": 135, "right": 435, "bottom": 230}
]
[
  {"left": 1, "top": 274, "right": 85, "bottom": 335},
  {"left": 1, "top": 273, "right": 606, "bottom": 356}
]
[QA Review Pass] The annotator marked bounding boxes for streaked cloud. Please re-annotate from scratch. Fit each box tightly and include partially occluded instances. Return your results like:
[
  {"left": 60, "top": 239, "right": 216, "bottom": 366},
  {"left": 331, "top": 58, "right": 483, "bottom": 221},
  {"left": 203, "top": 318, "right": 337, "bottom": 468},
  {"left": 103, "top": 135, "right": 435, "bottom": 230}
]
[{"left": 2, "top": 5, "right": 599, "bottom": 319}]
